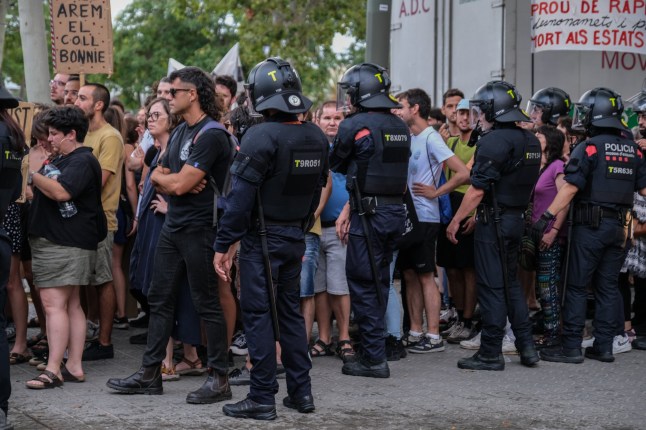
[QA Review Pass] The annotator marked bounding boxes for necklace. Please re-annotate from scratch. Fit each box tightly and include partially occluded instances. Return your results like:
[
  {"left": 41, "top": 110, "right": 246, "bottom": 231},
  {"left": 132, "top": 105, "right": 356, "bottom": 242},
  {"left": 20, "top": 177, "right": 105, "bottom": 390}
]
[{"left": 189, "top": 112, "right": 207, "bottom": 127}]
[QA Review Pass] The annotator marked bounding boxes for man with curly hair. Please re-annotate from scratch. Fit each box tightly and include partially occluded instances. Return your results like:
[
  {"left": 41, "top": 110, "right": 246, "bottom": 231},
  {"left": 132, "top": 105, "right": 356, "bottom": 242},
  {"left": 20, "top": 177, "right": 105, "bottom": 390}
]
[{"left": 107, "top": 67, "right": 234, "bottom": 405}]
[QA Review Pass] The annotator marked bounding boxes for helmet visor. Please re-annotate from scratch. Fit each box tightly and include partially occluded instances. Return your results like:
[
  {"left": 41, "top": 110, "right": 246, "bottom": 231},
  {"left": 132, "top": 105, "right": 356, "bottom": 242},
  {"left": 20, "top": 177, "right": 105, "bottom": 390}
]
[
  {"left": 244, "top": 86, "right": 263, "bottom": 118},
  {"left": 572, "top": 103, "right": 590, "bottom": 131},
  {"left": 336, "top": 84, "right": 353, "bottom": 112},
  {"left": 526, "top": 101, "right": 544, "bottom": 123},
  {"left": 469, "top": 104, "right": 484, "bottom": 129}
]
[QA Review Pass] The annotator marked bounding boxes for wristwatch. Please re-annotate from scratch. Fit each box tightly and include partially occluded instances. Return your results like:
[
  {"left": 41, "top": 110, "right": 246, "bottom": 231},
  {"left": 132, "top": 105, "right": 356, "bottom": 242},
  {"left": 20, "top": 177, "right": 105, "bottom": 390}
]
[{"left": 27, "top": 171, "right": 35, "bottom": 186}]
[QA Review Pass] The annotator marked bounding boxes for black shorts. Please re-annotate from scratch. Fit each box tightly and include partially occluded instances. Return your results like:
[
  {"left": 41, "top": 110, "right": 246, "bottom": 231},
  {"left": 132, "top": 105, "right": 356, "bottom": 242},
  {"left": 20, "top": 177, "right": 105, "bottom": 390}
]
[
  {"left": 436, "top": 192, "right": 475, "bottom": 269},
  {"left": 397, "top": 222, "right": 440, "bottom": 274}
]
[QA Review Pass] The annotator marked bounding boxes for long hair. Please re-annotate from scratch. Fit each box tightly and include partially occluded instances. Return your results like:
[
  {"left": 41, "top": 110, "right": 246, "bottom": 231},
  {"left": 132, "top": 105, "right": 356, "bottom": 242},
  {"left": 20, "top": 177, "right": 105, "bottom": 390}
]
[
  {"left": 537, "top": 124, "right": 565, "bottom": 173},
  {"left": 169, "top": 67, "right": 223, "bottom": 121},
  {"left": 145, "top": 97, "right": 180, "bottom": 133},
  {"left": 0, "top": 109, "right": 27, "bottom": 152}
]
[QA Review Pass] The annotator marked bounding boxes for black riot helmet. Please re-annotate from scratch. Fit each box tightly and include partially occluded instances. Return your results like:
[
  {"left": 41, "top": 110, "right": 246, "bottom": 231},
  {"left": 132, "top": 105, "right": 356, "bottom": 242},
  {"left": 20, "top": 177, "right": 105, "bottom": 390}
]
[
  {"left": 337, "top": 63, "right": 401, "bottom": 112},
  {"left": 527, "top": 87, "right": 571, "bottom": 125},
  {"left": 572, "top": 87, "right": 627, "bottom": 131},
  {"left": 469, "top": 81, "right": 530, "bottom": 125},
  {"left": 244, "top": 57, "right": 312, "bottom": 115}
]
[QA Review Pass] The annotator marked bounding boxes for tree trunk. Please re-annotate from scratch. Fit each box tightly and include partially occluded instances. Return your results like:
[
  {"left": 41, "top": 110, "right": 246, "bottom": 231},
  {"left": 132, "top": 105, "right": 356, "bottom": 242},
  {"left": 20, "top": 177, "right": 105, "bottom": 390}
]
[
  {"left": 0, "top": 0, "right": 9, "bottom": 74},
  {"left": 18, "top": 0, "right": 49, "bottom": 103}
]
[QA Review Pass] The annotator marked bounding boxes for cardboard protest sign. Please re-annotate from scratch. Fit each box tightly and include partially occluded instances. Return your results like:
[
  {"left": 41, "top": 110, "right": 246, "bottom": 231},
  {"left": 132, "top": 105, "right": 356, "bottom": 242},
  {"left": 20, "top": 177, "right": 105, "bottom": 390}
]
[
  {"left": 50, "top": 0, "right": 114, "bottom": 74},
  {"left": 530, "top": 0, "right": 646, "bottom": 55},
  {"left": 8, "top": 102, "right": 35, "bottom": 203}
]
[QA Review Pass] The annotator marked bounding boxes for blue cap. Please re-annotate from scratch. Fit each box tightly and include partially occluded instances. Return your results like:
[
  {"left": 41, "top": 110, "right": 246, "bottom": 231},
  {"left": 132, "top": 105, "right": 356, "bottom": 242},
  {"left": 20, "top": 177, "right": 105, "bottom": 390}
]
[{"left": 457, "top": 98, "right": 469, "bottom": 110}]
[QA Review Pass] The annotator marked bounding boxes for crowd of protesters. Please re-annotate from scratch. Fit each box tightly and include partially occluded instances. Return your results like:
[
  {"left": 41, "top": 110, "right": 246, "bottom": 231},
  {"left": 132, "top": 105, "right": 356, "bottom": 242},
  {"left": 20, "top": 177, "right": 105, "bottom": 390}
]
[{"left": 1, "top": 64, "right": 645, "bottom": 424}]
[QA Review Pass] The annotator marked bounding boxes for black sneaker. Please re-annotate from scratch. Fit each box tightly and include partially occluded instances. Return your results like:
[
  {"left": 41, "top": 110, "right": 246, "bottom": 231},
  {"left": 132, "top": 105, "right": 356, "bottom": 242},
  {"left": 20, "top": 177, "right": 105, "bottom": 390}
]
[
  {"left": 113, "top": 317, "right": 129, "bottom": 330},
  {"left": 584, "top": 347, "right": 614, "bottom": 363},
  {"left": 457, "top": 351, "right": 505, "bottom": 371},
  {"left": 385, "top": 335, "right": 407, "bottom": 361},
  {"left": 129, "top": 314, "right": 149, "bottom": 328},
  {"left": 223, "top": 397, "right": 277, "bottom": 420},
  {"left": 82, "top": 341, "right": 114, "bottom": 361}
]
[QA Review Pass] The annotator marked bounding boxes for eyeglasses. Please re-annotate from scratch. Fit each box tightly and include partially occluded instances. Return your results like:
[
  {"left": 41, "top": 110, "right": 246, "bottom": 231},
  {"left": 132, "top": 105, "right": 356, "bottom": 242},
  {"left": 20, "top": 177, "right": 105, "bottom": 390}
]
[
  {"left": 146, "top": 112, "right": 167, "bottom": 122},
  {"left": 169, "top": 88, "right": 192, "bottom": 97},
  {"left": 50, "top": 79, "right": 67, "bottom": 87}
]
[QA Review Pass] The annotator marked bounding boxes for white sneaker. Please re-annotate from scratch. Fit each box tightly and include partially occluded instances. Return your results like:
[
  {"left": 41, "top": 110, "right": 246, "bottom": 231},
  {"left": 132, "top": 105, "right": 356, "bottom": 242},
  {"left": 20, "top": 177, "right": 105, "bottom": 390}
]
[
  {"left": 447, "top": 323, "right": 477, "bottom": 344},
  {"left": 441, "top": 320, "right": 461, "bottom": 338},
  {"left": 613, "top": 334, "right": 632, "bottom": 354},
  {"left": 502, "top": 334, "right": 518, "bottom": 355},
  {"left": 86, "top": 320, "right": 99, "bottom": 341},
  {"left": 440, "top": 307, "right": 457, "bottom": 324},
  {"left": 460, "top": 331, "right": 481, "bottom": 350},
  {"left": 581, "top": 337, "right": 595, "bottom": 348}
]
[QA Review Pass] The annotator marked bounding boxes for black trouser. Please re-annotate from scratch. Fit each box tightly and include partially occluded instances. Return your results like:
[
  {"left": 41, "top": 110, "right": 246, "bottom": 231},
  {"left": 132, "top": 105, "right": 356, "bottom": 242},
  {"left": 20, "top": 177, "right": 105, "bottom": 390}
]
[
  {"left": 0, "top": 231, "right": 11, "bottom": 415},
  {"left": 562, "top": 221, "right": 628, "bottom": 352},
  {"left": 474, "top": 211, "right": 533, "bottom": 357},
  {"left": 238, "top": 227, "right": 311, "bottom": 405},
  {"left": 142, "top": 226, "right": 228, "bottom": 374}
]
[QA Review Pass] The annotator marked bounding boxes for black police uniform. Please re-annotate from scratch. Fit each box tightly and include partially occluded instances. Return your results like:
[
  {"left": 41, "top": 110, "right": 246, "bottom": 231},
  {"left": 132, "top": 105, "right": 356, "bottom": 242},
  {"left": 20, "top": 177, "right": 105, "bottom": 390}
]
[
  {"left": 469, "top": 123, "right": 541, "bottom": 357},
  {"left": 330, "top": 111, "right": 409, "bottom": 364},
  {"left": 215, "top": 113, "right": 328, "bottom": 406},
  {"left": 561, "top": 132, "right": 646, "bottom": 354},
  {"left": 0, "top": 125, "right": 23, "bottom": 416}
]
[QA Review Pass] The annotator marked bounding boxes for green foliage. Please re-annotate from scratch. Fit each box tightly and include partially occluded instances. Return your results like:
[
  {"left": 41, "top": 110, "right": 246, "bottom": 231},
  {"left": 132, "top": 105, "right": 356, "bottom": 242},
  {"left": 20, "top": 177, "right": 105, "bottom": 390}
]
[{"left": 2, "top": 0, "right": 367, "bottom": 110}]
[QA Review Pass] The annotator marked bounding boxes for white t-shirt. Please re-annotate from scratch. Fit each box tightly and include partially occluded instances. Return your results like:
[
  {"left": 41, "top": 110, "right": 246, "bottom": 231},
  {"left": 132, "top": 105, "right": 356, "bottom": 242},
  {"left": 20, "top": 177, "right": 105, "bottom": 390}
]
[{"left": 407, "top": 126, "right": 454, "bottom": 222}]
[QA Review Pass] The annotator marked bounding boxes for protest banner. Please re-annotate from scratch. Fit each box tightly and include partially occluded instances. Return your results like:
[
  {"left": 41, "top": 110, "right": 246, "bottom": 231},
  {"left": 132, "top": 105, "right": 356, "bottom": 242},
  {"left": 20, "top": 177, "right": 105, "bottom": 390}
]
[
  {"left": 50, "top": 0, "right": 114, "bottom": 74},
  {"left": 530, "top": 0, "right": 646, "bottom": 54},
  {"left": 8, "top": 102, "right": 36, "bottom": 203}
]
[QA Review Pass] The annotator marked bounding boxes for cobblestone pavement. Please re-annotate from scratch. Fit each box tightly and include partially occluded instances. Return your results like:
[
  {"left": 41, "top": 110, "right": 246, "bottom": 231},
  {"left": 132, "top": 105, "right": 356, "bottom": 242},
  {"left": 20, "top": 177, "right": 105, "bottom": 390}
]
[{"left": 7, "top": 324, "right": 646, "bottom": 430}]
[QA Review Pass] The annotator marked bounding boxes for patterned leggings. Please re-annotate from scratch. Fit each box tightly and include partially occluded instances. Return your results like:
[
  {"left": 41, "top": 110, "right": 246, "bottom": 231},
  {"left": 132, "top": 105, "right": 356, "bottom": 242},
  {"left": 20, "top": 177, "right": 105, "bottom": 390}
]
[{"left": 536, "top": 242, "right": 562, "bottom": 340}]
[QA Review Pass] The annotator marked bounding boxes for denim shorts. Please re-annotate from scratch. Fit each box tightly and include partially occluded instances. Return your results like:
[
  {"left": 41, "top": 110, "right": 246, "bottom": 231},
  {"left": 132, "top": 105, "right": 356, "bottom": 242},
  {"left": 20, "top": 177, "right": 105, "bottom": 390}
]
[{"left": 299, "top": 232, "right": 320, "bottom": 298}]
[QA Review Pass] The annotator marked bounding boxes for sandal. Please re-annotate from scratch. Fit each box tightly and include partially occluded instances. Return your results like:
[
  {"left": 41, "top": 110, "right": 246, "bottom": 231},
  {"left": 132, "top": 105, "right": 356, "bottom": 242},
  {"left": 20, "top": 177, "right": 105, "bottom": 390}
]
[
  {"left": 310, "top": 339, "right": 334, "bottom": 357},
  {"left": 175, "top": 357, "right": 207, "bottom": 376},
  {"left": 161, "top": 363, "right": 180, "bottom": 381},
  {"left": 27, "top": 317, "right": 40, "bottom": 328},
  {"left": 9, "top": 351, "right": 32, "bottom": 365},
  {"left": 335, "top": 340, "right": 356, "bottom": 363},
  {"left": 31, "top": 338, "right": 49, "bottom": 356},
  {"left": 61, "top": 365, "right": 85, "bottom": 383},
  {"left": 27, "top": 332, "right": 46, "bottom": 348},
  {"left": 25, "top": 370, "right": 63, "bottom": 390}
]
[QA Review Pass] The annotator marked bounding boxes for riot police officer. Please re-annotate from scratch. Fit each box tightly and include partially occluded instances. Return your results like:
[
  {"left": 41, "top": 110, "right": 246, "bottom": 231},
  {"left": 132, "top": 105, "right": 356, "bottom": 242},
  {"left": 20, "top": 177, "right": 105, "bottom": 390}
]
[
  {"left": 527, "top": 87, "right": 572, "bottom": 127},
  {"left": 214, "top": 58, "right": 328, "bottom": 420},
  {"left": 446, "top": 81, "right": 541, "bottom": 371},
  {"left": 0, "top": 85, "right": 24, "bottom": 430},
  {"left": 534, "top": 88, "right": 646, "bottom": 363},
  {"left": 330, "top": 63, "right": 409, "bottom": 378}
]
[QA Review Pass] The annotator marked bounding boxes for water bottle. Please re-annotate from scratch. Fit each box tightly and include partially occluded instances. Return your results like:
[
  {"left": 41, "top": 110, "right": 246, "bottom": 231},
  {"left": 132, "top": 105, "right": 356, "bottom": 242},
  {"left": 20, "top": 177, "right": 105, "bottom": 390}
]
[{"left": 41, "top": 160, "right": 78, "bottom": 218}]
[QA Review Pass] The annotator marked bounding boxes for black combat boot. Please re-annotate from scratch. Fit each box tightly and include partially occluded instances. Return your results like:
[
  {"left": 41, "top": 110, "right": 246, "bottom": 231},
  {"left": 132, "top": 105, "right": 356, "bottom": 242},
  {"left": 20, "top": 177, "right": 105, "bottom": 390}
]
[
  {"left": 341, "top": 355, "right": 390, "bottom": 378},
  {"left": 385, "top": 335, "right": 407, "bottom": 361},
  {"left": 539, "top": 346, "right": 584, "bottom": 363},
  {"left": 283, "top": 394, "right": 315, "bottom": 413},
  {"left": 584, "top": 347, "right": 614, "bottom": 363},
  {"left": 106, "top": 365, "right": 162, "bottom": 394},
  {"left": 518, "top": 344, "right": 540, "bottom": 367},
  {"left": 186, "top": 368, "right": 232, "bottom": 404},
  {"left": 457, "top": 351, "right": 505, "bottom": 371},
  {"left": 222, "top": 397, "right": 277, "bottom": 420}
]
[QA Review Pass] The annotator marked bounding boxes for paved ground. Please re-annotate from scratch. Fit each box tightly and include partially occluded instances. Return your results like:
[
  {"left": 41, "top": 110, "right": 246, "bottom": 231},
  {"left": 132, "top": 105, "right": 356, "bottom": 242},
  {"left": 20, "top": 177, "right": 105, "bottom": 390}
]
[{"left": 7, "top": 322, "right": 646, "bottom": 430}]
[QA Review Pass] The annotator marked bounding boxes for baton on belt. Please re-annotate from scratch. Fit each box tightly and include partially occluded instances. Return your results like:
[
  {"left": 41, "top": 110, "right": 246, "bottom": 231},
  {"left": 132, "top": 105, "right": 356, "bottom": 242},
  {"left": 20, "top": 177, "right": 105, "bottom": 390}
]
[
  {"left": 256, "top": 189, "right": 280, "bottom": 341},
  {"left": 352, "top": 177, "right": 384, "bottom": 306},
  {"left": 561, "top": 203, "right": 574, "bottom": 308},
  {"left": 490, "top": 183, "right": 510, "bottom": 308}
]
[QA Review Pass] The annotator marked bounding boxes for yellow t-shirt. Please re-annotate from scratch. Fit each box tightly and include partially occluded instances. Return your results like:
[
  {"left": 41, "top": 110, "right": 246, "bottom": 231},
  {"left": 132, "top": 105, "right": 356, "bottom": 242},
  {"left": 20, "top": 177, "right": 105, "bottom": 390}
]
[{"left": 84, "top": 123, "right": 124, "bottom": 232}]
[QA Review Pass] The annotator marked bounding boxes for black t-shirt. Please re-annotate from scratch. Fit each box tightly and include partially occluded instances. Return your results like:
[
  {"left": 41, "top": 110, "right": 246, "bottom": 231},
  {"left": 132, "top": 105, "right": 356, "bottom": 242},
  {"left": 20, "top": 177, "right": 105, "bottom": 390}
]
[
  {"left": 161, "top": 116, "right": 232, "bottom": 231},
  {"left": 29, "top": 147, "right": 104, "bottom": 250}
]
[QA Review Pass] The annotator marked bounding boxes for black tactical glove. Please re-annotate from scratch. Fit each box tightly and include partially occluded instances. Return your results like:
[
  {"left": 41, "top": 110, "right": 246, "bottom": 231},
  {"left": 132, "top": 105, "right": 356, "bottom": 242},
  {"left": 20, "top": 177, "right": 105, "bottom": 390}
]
[{"left": 531, "top": 210, "right": 555, "bottom": 244}]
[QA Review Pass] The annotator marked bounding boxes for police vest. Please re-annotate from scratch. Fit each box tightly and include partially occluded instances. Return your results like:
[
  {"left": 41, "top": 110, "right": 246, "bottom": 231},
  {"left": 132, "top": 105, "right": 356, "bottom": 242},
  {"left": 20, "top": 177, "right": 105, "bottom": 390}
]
[
  {"left": 576, "top": 135, "right": 640, "bottom": 207},
  {"left": 336, "top": 112, "right": 410, "bottom": 196},
  {"left": 494, "top": 128, "right": 541, "bottom": 208},
  {"left": 259, "top": 122, "right": 327, "bottom": 221},
  {"left": 0, "top": 134, "right": 24, "bottom": 222}
]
